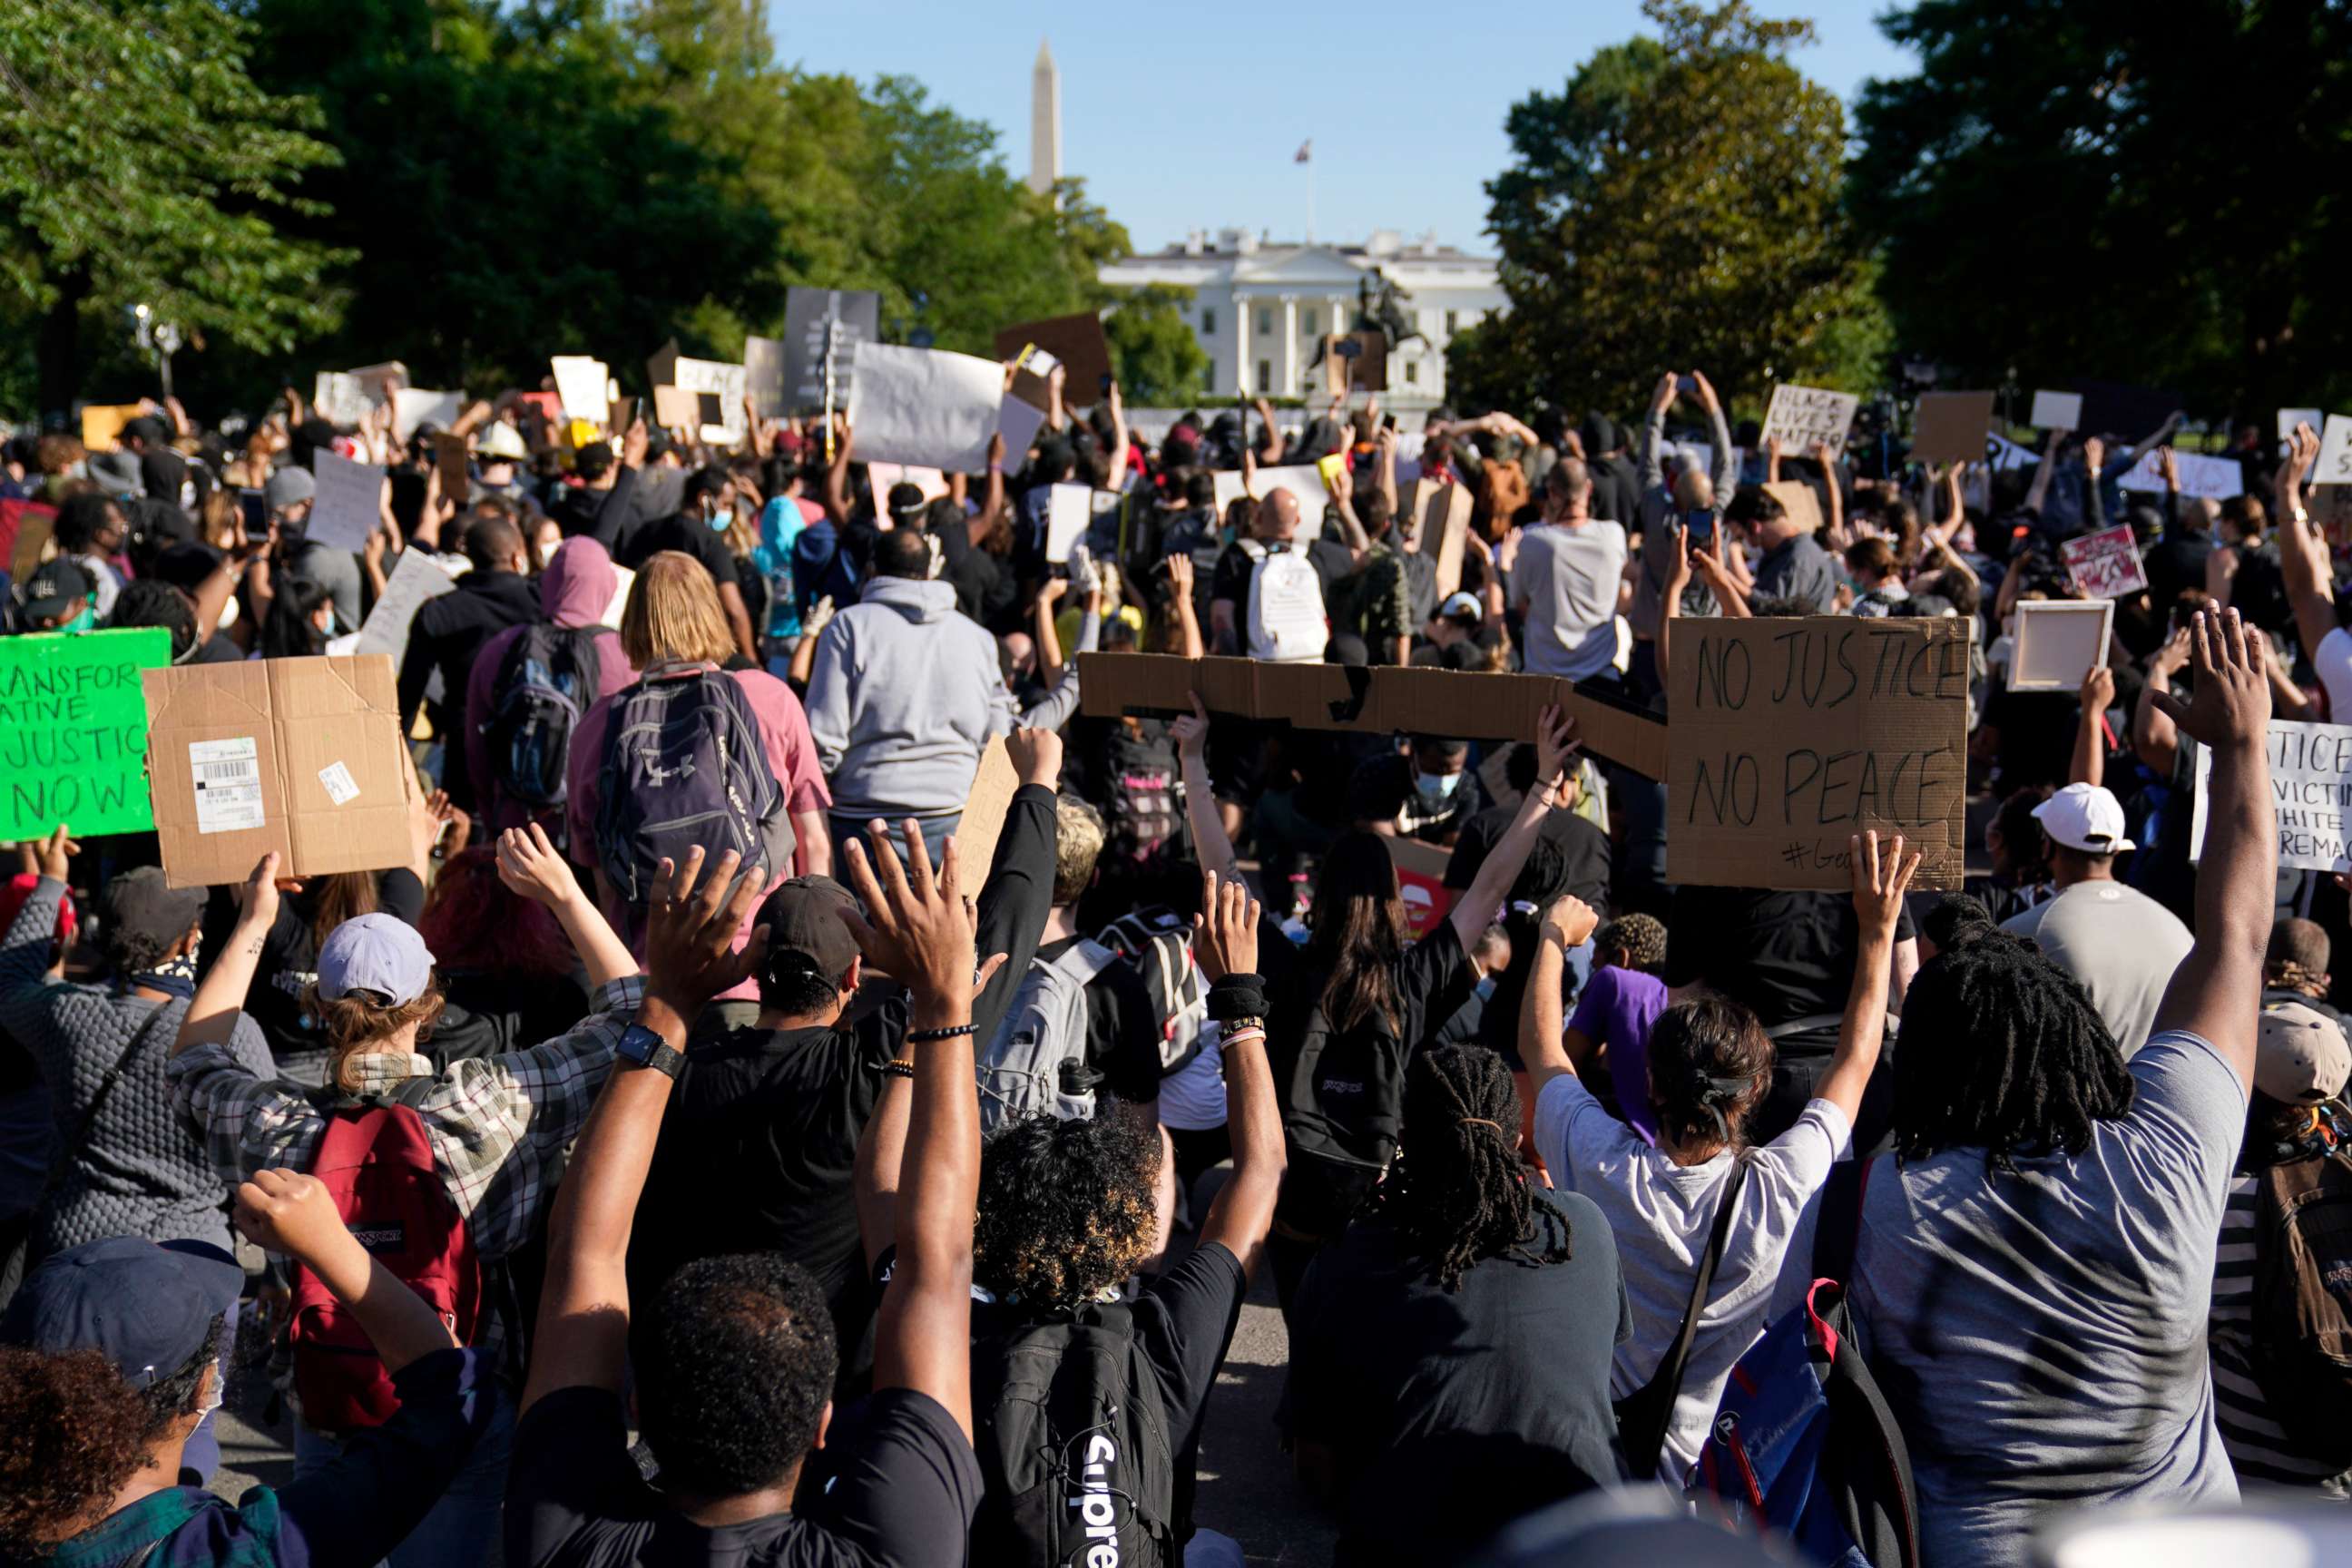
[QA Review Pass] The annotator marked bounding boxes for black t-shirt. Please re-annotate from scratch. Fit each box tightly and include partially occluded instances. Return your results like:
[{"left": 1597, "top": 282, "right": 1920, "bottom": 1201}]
[
  {"left": 1441, "top": 803, "right": 1613, "bottom": 915},
  {"left": 1034, "top": 935, "right": 1165, "bottom": 1105},
  {"left": 505, "top": 1384, "right": 981, "bottom": 1568},
  {"left": 1663, "top": 885, "right": 1915, "bottom": 1055},
  {"left": 618, "top": 512, "right": 740, "bottom": 601},
  {"left": 1290, "top": 1190, "right": 1632, "bottom": 1565}
]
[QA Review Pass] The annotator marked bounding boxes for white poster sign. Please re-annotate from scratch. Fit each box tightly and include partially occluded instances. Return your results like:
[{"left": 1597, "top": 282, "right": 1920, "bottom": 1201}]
[
  {"left": 307, "top": 449, "right": 386, "bottom": 552},
  {"left": 550, "top": 357, "right": 611, "bottom": 425},
  {"left": 2193, "top": 720, "right": 2352, "bottom": 871},
  {"left": 2009, "top": 599, "right": 2114, "bottom": 692},
  {"left": 352, "top": 549, "right": 456, "bottom": 671},
  {"left": 1759, "top": 383, "right": 1861, "bottom": 458},
  {"left": 2116, "top": 448, "right": 2242, "bottom": 500},
  {"left": 391, "top": 388, "right": 464, "bottom": 445},
  {"left": 2028, "top": 390, "right": 2083, "bottom": 430},
  {"left": 1247, "top": 465, "right": 1330, "bottom": 505},
  {"left": 844, "top": 344, "right": 1004, "bottom": 472},
  {"left": 2316, "top": 415, "right": 2352, "bottom": 487},
  {"left": 313, "top": 372, "right": 373, "bottom": 427}
]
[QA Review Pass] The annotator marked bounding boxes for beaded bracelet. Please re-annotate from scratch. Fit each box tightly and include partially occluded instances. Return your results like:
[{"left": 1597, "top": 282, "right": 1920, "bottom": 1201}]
[
  {"left": 882, "top": 1059, "right": 916, "bottom": 1080},
  {"left": 906, "top": 1023, "right": 978, "bottom": 1044}
]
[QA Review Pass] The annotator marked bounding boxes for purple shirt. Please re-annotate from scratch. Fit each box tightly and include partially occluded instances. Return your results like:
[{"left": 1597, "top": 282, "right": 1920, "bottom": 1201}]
[{"left": 1568, "top": 965, "right": 1669, "bottom": 1142}]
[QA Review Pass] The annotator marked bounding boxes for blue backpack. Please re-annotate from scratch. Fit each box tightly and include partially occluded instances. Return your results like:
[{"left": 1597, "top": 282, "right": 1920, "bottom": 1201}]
[
  {"left": 1689, "top": 1275, "right": 1920, "bottom": 1568},
  {"left": 593, "top": 669, "right": 790, "bottom": 912},
  {"left": 483, "top": 623, "right": 602, "bottom": 811}
]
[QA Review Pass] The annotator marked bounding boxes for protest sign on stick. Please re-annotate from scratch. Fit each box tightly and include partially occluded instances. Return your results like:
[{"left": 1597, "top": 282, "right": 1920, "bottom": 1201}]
[
  {"left": 782, "top": 289, "right": 880, "bottom": 409},
  {"left": 1666, "top": 616, "right": 1969, "bottom": 891},
  {"left": 846, "top": 344, "right": 1006, "bottom": 472},
  {"left": 2192, "top": 720, "right": 2352, "bottom": 871},
  {"left": 2010, "top": 599, "right": 2114, "bottom": 691},
  {"left": 308, "top": 450, "right": 385, "bottom": 553},
  {"left": 0, "top": 629, "right": 169, "bottom": 840},
  {"left": 2060, "top": 525, "right": 2150, "bottom": 599},
  {"left": 1911, "top": 392, "right": 1997, "bottom": 466},
  {"left": 1759, "top": 384, "right": 1861, "bottom": 459}
]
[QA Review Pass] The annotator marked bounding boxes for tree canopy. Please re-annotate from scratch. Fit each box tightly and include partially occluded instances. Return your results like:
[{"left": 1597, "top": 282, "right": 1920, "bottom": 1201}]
[{"left": 1453, "top": 0, "right": 1886, "bottom": 425}]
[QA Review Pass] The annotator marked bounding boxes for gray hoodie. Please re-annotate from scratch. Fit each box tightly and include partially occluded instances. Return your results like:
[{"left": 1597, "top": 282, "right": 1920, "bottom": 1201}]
[{"left": 803, "top": 575, "right": 1017, "bottom": 819}]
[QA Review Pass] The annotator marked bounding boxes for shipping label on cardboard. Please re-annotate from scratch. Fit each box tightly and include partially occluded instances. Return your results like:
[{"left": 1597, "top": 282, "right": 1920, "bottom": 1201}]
[
  {"left": 1666, "top": 616, "right": 1968, "bottom": 891},
  {"left": 190, "top": 738, "right": 265, "bottom": 833}
]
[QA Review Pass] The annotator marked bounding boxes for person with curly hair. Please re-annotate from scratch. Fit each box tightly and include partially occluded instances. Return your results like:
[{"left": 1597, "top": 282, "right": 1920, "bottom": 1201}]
[
  {"left": 1561, "top": 912, "right": 1673, "bottom": 1142},
  {"left": 1524, "top": 834, "right": 1917, "bottom": 1485},
  {"left": 0, "top": 1171, "right": 495, "bottom": 1565},
  {"left": 1854, "top": 610, "right": 2278, "bottom": 1567},
  {"left": 1289, "top": 1044, "right": 1626, "bottom": 1564}
]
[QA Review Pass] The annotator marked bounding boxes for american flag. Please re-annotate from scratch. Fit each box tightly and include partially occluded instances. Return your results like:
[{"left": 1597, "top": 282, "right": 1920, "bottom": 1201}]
[{"left": 1295, "top": 140, "right": 1312, "bottom": 164}]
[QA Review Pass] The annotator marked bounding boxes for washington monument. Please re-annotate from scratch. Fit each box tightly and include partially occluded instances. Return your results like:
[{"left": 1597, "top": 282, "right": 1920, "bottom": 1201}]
[{"left": 1029, "top": 38, "right": 1061, "bottom": 197}]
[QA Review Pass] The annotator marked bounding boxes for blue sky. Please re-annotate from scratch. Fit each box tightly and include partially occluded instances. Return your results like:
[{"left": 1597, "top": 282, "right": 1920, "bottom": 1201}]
[{"left": 767, "top": 1, "right": 1919, "bottom": 256}]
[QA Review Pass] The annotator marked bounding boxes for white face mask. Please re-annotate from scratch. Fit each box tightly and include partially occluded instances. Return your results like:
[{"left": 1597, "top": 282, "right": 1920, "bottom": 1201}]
[{"left": 1415, "top": 769, "right": 1462, "bottom": 801}]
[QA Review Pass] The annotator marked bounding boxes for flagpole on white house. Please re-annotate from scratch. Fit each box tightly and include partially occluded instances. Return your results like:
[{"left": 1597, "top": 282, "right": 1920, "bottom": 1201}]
[{"left": 1298, "top": 138, "right": 1315, "bottom": 243}]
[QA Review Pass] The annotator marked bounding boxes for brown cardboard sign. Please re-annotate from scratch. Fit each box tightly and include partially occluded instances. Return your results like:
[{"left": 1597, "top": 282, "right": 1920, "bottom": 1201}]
[
  {"left": 143, "top": 655, "right": 419, "bottom": 889},
  {"left": 953, "top": 736, "right": 1021, "bottom": 888},
  {"left": 1666, "top": 616, "right": 1968, "bottom": 891},
  {"left": 1911, "top": 392, "right": 1997, "bottom": 466},
  {"left": 1320, "top": 331, "right": 1388, "bottom": 396},
  {"left": 1426, "top": 481, "right": 1475, "bottom": 600},
  {"left": 1075, "top": 652, "right": 1667, "bottom": 779},
  {"left": 431, "top": 432, "right": 470, "bottom": 503},
  {"left": 652, "top": 385, "right": 700, "bottom": 431},
  {"left": 1387, "top": 835, "right": 1455, "bottom": 936},
  {"left": 993, "top": 313, "right": 1112, "bottom": 396},
  {"left": 1762, "top": 480, "right": 1823, "bottom": 538}
]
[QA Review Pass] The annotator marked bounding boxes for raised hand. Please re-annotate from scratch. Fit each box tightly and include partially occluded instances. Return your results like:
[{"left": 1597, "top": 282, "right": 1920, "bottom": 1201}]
[
  {"left": 234, "top": 1169, "right": 359, "bottom": 1267},
  {"left": 2150, "top": 607, "right": 2271, "bottom": 754},
  {"left": 1542, "top": 894, "right": 1600, "bottom": 950},
  {"left": 643, "top": 847, "right": 768, "bottom": 1014},
  {"left": 1169, "top": 693, "right": 1211, "bottom": 760},
  {"left": 33, "top": 824, "right": 74, "bottom": 883},
  {"left": 238, "top": 851, "right": 282, "bottom": 930},
  {"left": 495, "top": 823, "right": 583, "bottom": 908},
  {"left": 1002, "top": 726, "right": 1064, "bottom": 789},
  {"left": 1850, "top": 830, "right": 1921, "bottom": 945},
  {"left": 1532, "top": 703, "right": 1581, "bottom": 796},
  {"left": 836, "top": 820, "right": 978, "bottom": 1003},
  {"left": 2079, "top": 663, "right": 2116, "bottom": 717},
  {"left": 1193, "top": 868, "right": 1260, "bottom": 982}
]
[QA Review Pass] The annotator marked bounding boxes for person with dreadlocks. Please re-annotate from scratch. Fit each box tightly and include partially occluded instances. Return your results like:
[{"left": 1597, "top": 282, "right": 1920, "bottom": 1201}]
[
  {"left": 1852, "top": 608, "right": 2278, "bottom": 1568},
  {"left": 1289, "top": 1043, "right": 1628, "bottom": 1566},
  {"left": 1523, "top": 832, "right": 1917, "bottom": 1484}
]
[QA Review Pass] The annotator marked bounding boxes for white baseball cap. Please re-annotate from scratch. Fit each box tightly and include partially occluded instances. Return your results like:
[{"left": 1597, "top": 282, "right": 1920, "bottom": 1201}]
[{"left": 2032, "top": 782, "right": 2135, "bottom": 855}]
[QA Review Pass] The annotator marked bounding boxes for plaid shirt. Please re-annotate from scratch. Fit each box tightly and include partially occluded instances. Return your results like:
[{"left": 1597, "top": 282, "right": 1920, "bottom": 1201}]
[{"left": 168, "top": 977, "right": 639, "bottom": 1267}]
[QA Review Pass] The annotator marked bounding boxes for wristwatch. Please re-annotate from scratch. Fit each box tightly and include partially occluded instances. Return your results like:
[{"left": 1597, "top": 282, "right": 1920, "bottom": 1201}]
[{"left": 615, "top": 1021, "right": 685, "bottom": 1080}]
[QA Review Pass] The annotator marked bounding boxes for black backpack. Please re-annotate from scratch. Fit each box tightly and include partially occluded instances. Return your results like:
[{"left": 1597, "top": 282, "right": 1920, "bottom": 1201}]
[
  {"left": 593, "top": 668, "right": 789, "bottom": 909},
  {"left": 1272, "top": 1009, "right": 1408, "bottom": 1240},
  {"left": 1098, "top": 725, "right": 1181, "bottom": 864},
  {"left": 971, "top": 1303, "right": 1178, "bottom": 1568},
  {"left": 483, "top": 622, "right": 602, "bottom": 809},
  {"left": 1094, "top": 907, "right": 1208, "bottom": 1078},
  {"left": 2251, "top": 1148, "right": 2352, "bottom": 1468}
]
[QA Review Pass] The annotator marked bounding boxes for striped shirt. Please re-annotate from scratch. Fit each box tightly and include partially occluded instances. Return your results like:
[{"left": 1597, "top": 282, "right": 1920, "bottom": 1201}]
[{"left": 2208, "top": 1170, "right": 2352, "bottom": 1491}]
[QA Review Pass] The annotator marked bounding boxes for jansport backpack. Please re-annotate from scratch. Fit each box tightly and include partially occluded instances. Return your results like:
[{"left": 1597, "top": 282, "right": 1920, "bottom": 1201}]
[
  {"left": 1691, "top": 1280, "right": 1920, "bottom": 1568},
  {"left": 593, "top": 668, "right": 789, "bottom": 909},
  {"left": 1236, "top": 539, "right": 1328, "bottom": 662},
  {"left": 1272, "top": 1009, "right": 1410, "bottom": 1240},
  {"left": 1094, "top": 908, "right": 1208, "bottom": 1079},
  {"left": 483, "top": 622, "right": 602, "bottom": 809},
  {"left": 292, "top": 1082, "right": 481, "bottom": 1433},
  {"left": 2250, "top": 1148, "right": 2352, "bottom": 1468},
  {"left": 971, "top": 1303, "right": 1179, "bottom": 1568},
  {"left": 978, "top": 940, "right": 1117, "bottom": 1132}
]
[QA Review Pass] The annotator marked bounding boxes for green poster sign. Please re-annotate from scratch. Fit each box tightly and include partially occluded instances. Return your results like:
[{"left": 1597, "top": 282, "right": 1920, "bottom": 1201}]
[{"left": 0, "top": 628, "right": 170, "bottom": 839}]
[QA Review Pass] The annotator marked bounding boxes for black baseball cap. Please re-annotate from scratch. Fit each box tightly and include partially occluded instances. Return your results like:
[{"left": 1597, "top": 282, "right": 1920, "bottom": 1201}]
[
  {"left": 758, "top": 876, "right": 861, "bottom": 981},
  {"left": 101, "top": 866, "right": 207, "bottom": 956},
  {"left": 18, "top": 559, "right": 93, "bottom": 621},
  {"left": 1, "top": 1237, "right": 241, "bottom": 1388}
]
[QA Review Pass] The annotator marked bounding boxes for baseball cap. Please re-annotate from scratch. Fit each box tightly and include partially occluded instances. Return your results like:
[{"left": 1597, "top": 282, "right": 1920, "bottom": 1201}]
[
  {"left": 2031, "top": 781, "right": 2136, "bottom": 855},
  {"left": 477, "top": 422, "right": 529, "bottom": 463},
  {"left": 264, "top": 465, "right": 316, "bottom": 514},
  {"left": 100, "top": 867, "right": 205, "bottom": 959},
  {"left": 17, "top": 558, "right": 93, "bottom": 622},
  {"left": 1, "top": 1237, "right": 241, "bottom": 1389},
  {"left": 86, "top": 449, "right": 145, "bottom": 498},
  {"left": 317, "top": 913, "right": 436, "bottom": 1004},
  {"left": 2258, "top": 1002, "right": 2351, "bottom": 1104},
  {"left": 758, "top": 876, "right": 861, "bottom": 982},
  {"left": 1438, "top": 591, "right": 1483, "bottom": 623}
]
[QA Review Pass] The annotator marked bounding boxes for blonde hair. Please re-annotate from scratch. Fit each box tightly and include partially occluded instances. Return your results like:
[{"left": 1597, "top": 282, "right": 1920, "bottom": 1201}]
[
  {"left": 622, "top": 550, "right": 737, "bottom": 667},
  {"left": 302, "top": 983, "right": 446, "bottom": 1093},
  {"left": 1052, "top": 798, "right": 1106, "bottom": 905}
]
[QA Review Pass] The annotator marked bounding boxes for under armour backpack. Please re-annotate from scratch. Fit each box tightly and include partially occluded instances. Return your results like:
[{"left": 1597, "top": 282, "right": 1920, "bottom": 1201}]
[
  {"left": 971, "top": 1303, "right": 1179, "bottom": 1568},
  {"left": 483, "top": 622, "right": 603, "bottom": 809},
  {"left": 2252, "top": 1149, "right": 2352, "bottom": 1468},
  {"left": 1236, "top": 539, "right": 1328, "bottom": 663},
  {"left": 977, "top": 940, "right": 1116, "bottom": 1133},
  {"left": 1094, "top": 908, "right": 1208, "bottom": 1079},
  {"left": 292, "top": 1083, "right": 481, "bottom": 1434},
  {"left": 1691, "top": 1279, "right": 1920, "bottom": 1568},
  {"left": 593, "top": 668, "right": 790, "bottom": 912}
]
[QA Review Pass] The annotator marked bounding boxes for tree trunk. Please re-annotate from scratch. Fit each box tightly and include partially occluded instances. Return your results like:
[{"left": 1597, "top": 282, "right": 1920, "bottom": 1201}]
[{"left": 37, "top": 267, "right": 89, "bottom": 426}]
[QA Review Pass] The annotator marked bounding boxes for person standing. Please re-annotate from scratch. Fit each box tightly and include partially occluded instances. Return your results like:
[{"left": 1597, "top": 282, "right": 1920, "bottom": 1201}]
[{"left": 1511, "top": 458, "right": 1628, "bottom": 686}]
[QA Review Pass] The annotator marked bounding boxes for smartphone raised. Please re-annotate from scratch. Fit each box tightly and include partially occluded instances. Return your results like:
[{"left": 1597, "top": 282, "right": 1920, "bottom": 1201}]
[
  {"left": 1682, "top": 508, "right": 1717, "bottom": 548},
  {"left": 238, "top": 488, "right": 270, "bottom": 542}
]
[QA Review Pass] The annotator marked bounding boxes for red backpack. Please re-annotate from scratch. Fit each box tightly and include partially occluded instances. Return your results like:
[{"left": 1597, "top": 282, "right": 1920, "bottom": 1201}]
[{"left": 291, "top": 1085, "right": 481, "bottom": 1432}]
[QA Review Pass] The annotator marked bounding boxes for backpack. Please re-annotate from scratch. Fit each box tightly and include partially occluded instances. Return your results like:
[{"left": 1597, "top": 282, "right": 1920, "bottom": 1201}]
[
  {"left": 1272, "top": 1010, "right": 1409, "bottom": 1239},
  {"left": 1236, "top": 538, "right": 1328, "bottom": 662},
  {"left": 2250, "top": 1149, "right": 2352, "bottom": 1467},
  {"left": 483, "top": 622, "right": 602, "bottom": 809},
  {"left": 593, "top": 668, "right": 790, "bottom": 910},
  {"left": 978, "top": 940, "right": 1118, "bottom": 1133},
  {"left": 1094, "top": 908, "right": 1208, "bottom": 1078},
  {"left": 970, "top": 1303, "right": 1178, "bottom": 1568},
  {"left": 1691, "top": 1279, "right": 1921, "bottom": 1568},
  {"left": 291, "top": 1083, "right": 482, "bottom": 1434},
  {"left": 1097, "top": 726, "right": 1181, "bottom": 863}
]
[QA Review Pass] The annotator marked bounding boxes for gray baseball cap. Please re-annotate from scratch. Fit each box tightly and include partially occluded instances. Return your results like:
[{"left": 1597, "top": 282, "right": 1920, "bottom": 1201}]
[{"left": 317, "top": 913, "right": 435, "bottom": 1004}]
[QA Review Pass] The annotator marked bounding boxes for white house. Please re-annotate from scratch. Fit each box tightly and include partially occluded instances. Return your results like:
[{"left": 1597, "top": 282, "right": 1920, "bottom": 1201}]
[{"left": 1100, "top": 229, "right": 1506, "bottom": 412}]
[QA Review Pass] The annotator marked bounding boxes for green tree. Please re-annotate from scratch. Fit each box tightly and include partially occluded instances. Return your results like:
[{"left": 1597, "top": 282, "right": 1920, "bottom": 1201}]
[
  {"left": 1103, "top": 286, "right": 1210, "bottom": 405},
  {"left": 1455, "top": 1, "right": 1886, "bottom": 423},
  {"left": 0, "top": 0, "right": 346, "bottom": 413},
  {"left": 1849, "top": 0, "right": 2352, "bottom": 420}
]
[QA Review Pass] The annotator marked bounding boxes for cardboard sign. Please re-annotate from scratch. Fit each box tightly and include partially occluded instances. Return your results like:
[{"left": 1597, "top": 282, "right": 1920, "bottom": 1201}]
[
  {"left": 549, "top": 357, "right": 611, "bottom": 424},
  {"left": 77, "top": 404, "right": 142, "bottom": 453},
  {"left": 781, "top": 288, "right": 881, "bottom": 409},
  {"left": 143, "top": 654, "right": 418, "bottom": 889},
  {"left": 1761, "top": 480, "right": 1824, "bottom": 538},
  {"left": 1075, "top": 652, "right": 1668, "bottom": 779},
  {"left": 0, "top": 629, "right": 170, "bottom": 839},
  {"left": 391, "top": 388, "right": 464, "bottom": 444},
  {"left": 2117, "top": 448, "right": 2242, "bottom": 500},
  {"left": 1911, "top": 392, "right": 1996, "bottom": 466},
  {"left": 350, "top": 549, "right": 456, "bottom": 671},
  {"left": 994, "top": 313, "right": 1112, "bottom": 396},
  {"left": 652, "top": 385, "right": 700, "bottom": 431},
  {"left": 307, "top": 449, "right": 384, "bottom": 553},
  {"left": 954, "top": 735, "right": 1021, "bottom": 888},
  {"left": 2009, "top": 599, "right": 2113, "bottom": 691},
  {"left": 431, "top": 432, "right": 471, "bottom": 502},
  {"left": 2070, "top": 380, "right": 2180, "bottom": 438},
  {"left": 2061, "top": 524, "right": 2150, "bottom": 600},
  {"left": 1759, "top": 384, "right": 1861, "bottom": 459},
  {"left": 313, "top": 371, "right": 375, "bottom": 427},
  {"left": 1388, "top": 835, "right": 1455, "bottom": 937},
  {"left": 2192, "top": 720, "right": 2352, "bottom": 872},
  {"left": 845, "top": 343, "right": 1004, "bottom": 472},
  {"left": 2316, "top": 416, "right": 2352, "bottom": 486},
  {"left": 1426, "top": 481, "right": 1475, "bottom": 600},
  {"left": 1666, "top": 616, "right": 1968, "bottom": 891},
  {"left": 10, "top": 505, "right": 55, "bottom": 583},
  {"left": 1320, "top": 331, "right": 1387, "bottom": 396},
  {"left": 742, "top": 336, "right": 785, "bottom": 417},
  {"left": 2028, "top": 390, "right": 2083, "bottom": 430}
]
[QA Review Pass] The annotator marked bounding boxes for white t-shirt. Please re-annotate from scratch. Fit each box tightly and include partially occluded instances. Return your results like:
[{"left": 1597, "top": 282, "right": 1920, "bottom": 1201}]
[
  {"left": 2318, "top": 626, "right": 2352, "bottom": 721},
  {"left": 1534, "top": 1074, "right": 1851, "bottom": 1480},
  {"left": 1512, "top": 520, "right": 1628, "bottom": 681}
]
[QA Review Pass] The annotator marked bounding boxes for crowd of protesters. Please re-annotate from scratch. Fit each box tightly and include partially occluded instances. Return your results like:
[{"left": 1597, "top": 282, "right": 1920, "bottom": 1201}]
[{"left": 0, "top": 352, "right": 2342, "bottom": 1568}]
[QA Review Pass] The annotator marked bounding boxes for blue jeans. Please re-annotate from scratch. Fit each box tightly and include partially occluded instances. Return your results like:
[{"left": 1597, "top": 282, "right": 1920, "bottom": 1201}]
[{"left": 295, "top": 1387, "right": 514, "bottom": 1568}]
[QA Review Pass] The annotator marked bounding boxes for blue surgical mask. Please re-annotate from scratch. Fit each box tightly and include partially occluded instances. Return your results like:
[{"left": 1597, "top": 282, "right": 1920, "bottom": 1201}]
[
  {"left": 1415, "top": 769, "right": 1462, "bottom": 800},
  {"left": 318, "top": 605, "right": 338, "bottom": 638}
]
